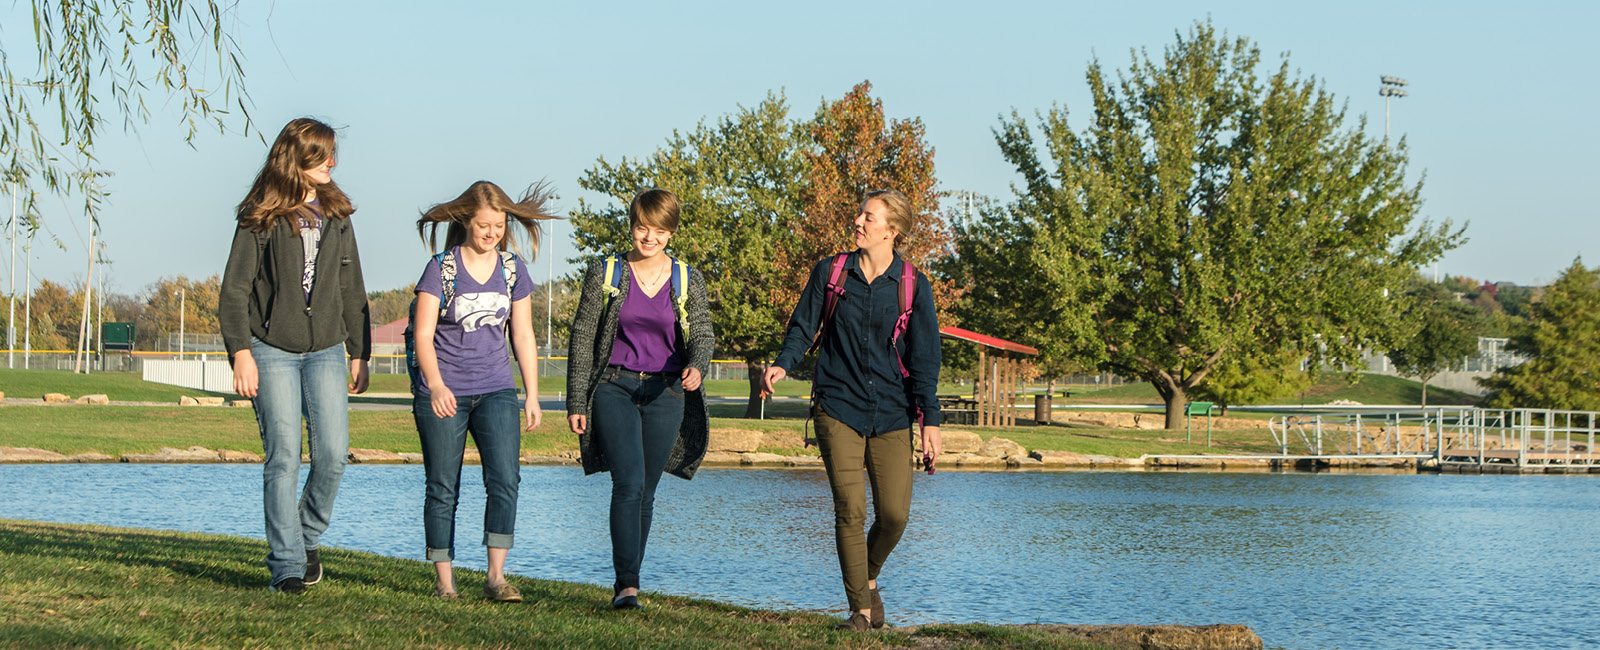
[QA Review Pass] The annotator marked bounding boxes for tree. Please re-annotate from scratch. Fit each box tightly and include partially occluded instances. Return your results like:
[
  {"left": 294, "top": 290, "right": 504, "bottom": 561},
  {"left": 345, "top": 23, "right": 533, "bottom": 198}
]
[
  {"left": 993, "top": 21, "right": 1461, "bottom": 428},
  {"left": 781, "top": 81, "right": 952, "bottom": 309},
  {"left": 132, "top": 275, "right": 220, "bottom": 349},
  {"left": 572, "top": 93, "right": 806, "bottom": 415},
  {"left": 3, "top": 1, "right": 252, "bottom": 231},
  {"left": 24, "top": 279, "right": 81, "bottom": 350},
  {"left": 571, "top": 85, "right": 947, "bottom": 417},
  {"left": 1386, "top": 282, "right": 1484, "bottom": 407},
  {"left": 1189, "top": 350, "right": 1313, "bottom": 411},
  {"left": 368, "top": 285, "right": 417, "bottom": 327},
  {"left": 1479, "top": 259, "right": 1600, "bottom": 410}
]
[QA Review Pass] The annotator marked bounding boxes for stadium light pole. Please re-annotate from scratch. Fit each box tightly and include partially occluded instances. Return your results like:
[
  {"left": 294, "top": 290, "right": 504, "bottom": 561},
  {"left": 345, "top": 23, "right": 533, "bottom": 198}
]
[{"left": 1379, "top": 75, "right": 1409, "bottom": 140}]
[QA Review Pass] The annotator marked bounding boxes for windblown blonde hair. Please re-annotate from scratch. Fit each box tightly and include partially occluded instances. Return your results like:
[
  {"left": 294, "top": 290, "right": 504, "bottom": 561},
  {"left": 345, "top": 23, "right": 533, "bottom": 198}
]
[{"left": 416, "top": 180, "right": 558, "bottom": 260}]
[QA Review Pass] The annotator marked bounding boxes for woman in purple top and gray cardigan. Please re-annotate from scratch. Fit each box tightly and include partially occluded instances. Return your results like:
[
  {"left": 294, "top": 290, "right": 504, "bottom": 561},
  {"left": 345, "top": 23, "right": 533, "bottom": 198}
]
[{"left": 565, "top": 188, "right": 714, "bottom": 610}]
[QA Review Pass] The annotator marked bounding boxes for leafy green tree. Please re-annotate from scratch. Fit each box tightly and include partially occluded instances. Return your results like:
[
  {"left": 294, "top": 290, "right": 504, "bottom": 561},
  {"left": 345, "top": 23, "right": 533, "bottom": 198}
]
[
  {"left": 1189, "top": 349, "right": 1313, "bottom": 410},
  {"left": 1480, "top": 259, "right": 1600, "bottom": 410},
  {"left": 3, "top": 1, "right": 252, "bottom": 230},
  {"left": 1387, "top": 282, "right": 1484, "bottom": 407},
  {"left": 367, "top": 285, "right": 417, "bottom": 328},
  {"left": 992, "top": 22, "right": 1461, "bottom": 428},
  {"left": 571, "top": 94, "right": 805, "bottom": 415}
]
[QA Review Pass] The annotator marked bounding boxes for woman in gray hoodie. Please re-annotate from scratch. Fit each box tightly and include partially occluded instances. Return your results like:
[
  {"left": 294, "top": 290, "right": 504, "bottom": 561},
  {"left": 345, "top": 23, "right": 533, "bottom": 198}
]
[{"left": 219, "top": 117, "right": 371, "bottom": 595}]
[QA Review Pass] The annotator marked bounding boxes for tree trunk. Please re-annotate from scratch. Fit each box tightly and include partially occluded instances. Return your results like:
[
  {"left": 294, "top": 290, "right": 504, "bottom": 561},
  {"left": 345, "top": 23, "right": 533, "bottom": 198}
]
[
  {"left": 1164, "top": 386, "right": 1187, "bottom": 430},
  {"left": 1420, "top": 378, "right": 1430, "bottom": 409},
  {"left": 744, "top": 362, "right": 769, "bottom": 419}
]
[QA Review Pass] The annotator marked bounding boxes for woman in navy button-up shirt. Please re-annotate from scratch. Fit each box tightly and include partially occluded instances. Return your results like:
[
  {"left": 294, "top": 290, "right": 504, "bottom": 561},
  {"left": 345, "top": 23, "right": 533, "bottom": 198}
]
[{"left": 763, "top": 189, "right": 942, "bottom": 631}]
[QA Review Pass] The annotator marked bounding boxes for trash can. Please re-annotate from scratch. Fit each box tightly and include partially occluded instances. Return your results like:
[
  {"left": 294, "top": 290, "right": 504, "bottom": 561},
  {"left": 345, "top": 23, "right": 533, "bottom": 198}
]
[{"left": 1035, "top": 394, "right": 1052, "bottom": 424}]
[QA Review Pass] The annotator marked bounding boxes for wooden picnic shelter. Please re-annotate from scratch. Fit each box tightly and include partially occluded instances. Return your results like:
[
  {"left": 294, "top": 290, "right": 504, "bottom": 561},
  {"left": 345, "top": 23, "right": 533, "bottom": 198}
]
[{"left": 939, "top": 326, "right": 1039, "bottom": 427}]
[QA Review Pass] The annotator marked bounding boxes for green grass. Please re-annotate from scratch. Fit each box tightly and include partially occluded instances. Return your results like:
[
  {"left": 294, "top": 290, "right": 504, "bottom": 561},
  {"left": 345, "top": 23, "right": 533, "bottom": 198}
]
[
  {"left": 0, "top": 519, "right": 1113, "bottom": 649},
  {"left": 1057, "top": 372, "right": 1479, "bottom": 407},
  {"left": 0, "top": 402, "right": 1293, "bottom": 460},
  {"left": 0, "top": 369, "right": 231, "bottom": 403}
]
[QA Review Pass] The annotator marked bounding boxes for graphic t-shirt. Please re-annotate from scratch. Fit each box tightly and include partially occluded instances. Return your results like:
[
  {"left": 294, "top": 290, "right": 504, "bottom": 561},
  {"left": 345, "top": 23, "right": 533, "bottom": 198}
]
[
  {"left": 414, "top": 247, "right": 533, "bottom": 396},
  {"left": 299, "top": 201, "right": 323, "bottom": 303}
]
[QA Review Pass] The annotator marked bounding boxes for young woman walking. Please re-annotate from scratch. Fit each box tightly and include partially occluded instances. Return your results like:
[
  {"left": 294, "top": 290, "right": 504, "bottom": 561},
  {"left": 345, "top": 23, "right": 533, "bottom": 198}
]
[
  {"left": 220, "top": 117, "right": 371, "bottom": 594},
  {"left": 411, "top": 181, "right": 553, "bottom": 601},
  {"left": 762, "top": 189, "right": 943, "bottom": 630},
  {"left": 565, "top": 188, "right": 714, "bottom": 610}
]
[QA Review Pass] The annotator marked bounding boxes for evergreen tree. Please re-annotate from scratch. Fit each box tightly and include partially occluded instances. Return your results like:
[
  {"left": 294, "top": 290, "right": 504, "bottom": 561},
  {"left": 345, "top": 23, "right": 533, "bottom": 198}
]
[{"left": 1480, "top": 259, "right": 1600, "bottom": 410}]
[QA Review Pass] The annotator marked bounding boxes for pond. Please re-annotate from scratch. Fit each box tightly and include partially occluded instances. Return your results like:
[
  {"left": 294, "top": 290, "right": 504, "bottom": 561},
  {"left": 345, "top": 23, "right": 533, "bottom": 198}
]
[{"left": 2, "top": 464, "right": 1596, "bottom": 650}]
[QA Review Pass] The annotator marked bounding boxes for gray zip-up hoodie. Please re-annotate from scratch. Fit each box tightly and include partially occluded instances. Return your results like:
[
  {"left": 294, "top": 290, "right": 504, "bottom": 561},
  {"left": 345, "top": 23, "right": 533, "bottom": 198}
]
[{"left": 219, "top": 212, "right": 370, "bottom": 361}]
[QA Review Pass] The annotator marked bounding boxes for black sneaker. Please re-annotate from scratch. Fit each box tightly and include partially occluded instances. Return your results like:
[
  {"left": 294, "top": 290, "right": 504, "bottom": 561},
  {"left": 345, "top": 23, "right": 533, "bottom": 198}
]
[
  {"left": 270, "top": 576, "right": 306, "bottom": 594},
  {"left": 304, "top": 549, "right": 322, "bottom": 586}
]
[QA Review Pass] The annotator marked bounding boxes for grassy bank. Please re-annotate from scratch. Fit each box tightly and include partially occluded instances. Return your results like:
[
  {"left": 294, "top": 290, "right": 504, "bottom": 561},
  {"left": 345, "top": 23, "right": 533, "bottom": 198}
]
[
  {"left": 0, "top": 403, "right": 1282, "bottom": 460},
  {"left": 1056, "top": 372, "right": 1479, "bottom": 407},
  {"left": 0, "top": 519, "right": 1109, "bottom": 649}
]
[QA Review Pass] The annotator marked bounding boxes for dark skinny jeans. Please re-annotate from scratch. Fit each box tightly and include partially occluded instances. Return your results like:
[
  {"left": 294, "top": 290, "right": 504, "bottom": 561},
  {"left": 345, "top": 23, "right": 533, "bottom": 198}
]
[
  {"left": 414, "top": 388, "right": 522, "bottom": 562},
  {"left": 590, "top": 367, "right": 685, "bottom": 590}
]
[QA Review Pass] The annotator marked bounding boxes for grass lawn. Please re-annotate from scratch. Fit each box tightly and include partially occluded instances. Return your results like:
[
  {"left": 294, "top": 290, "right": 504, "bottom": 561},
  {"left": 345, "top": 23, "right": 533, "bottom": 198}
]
[
  {"left": 0, "top": 519, "right": 1111, "bottom": 650},
  {"left": 1056, "top": 372, "right": 1479, "bottom": 407},
  {"left": 0, "top": 369, "right": 231, "bottom": 402}
]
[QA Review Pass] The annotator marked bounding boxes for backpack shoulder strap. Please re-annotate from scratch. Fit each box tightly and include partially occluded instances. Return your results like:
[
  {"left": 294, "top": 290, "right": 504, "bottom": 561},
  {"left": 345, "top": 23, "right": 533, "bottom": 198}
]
[
  {"left": 435, "top": 250, "right": 457, "bottom": 317},
  {"left": 498, "top": 250, "right": 518, "bottom": 295},
  {"left": 806, "top": 252, "right": 853, "bottom": 354},
  {"left": 891, "top": 260, "right": 918, "bottom": 378},
  {"left": 670, "top": 256, "right": 690, "bottom": 325},
  {"left": 602, "top": 254, "right": 626, "bottom": 297}
]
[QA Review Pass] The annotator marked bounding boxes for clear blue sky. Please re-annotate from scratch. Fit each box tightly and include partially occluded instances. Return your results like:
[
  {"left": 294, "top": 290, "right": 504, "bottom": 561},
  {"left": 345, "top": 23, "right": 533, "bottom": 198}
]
[{"left": 6, "top": 0, "right": 1597, "bottom": 298}]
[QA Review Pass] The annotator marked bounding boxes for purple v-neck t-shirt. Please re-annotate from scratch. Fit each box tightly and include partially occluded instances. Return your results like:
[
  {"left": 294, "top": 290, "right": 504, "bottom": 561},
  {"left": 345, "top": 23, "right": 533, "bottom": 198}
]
[
  {"left": 415, "top": 248, "right": 532, "bottom": 396},
  {"left": 607, "top": 272, "right": 684, "bottom": 374}
]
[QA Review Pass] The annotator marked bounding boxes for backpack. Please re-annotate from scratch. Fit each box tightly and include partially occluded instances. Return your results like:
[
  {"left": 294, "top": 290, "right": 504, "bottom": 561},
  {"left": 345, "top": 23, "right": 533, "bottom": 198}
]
[
  {"left": 807, "top": 252, "right": 918, "bottom": 378},
  {"left": 800, "top": 252, "right": 923, "bottom": 447},
  {"left": 601, "top": 254, "right": 691, "bottom": 327},
  {"left": 404, "top": 249, "right": 519, "bottom": 394}
]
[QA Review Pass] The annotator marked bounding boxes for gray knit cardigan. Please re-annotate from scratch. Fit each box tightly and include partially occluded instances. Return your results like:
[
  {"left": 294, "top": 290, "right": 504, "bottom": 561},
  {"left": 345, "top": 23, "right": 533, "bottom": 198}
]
[{"left": 565, "top": 256, "right": 715, "bottom": 479}]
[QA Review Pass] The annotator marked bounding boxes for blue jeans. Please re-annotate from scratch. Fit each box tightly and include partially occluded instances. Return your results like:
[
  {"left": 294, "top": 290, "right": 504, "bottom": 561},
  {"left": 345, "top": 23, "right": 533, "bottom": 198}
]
[
  {"left": 591, "top": 367, "right": 684, "bottom": 590},
  {"left": 250, "top": 339, "right": 350, "bottom": 585},
  {"left": 414, "top": 388, "right": 522, "bottom": 562}
]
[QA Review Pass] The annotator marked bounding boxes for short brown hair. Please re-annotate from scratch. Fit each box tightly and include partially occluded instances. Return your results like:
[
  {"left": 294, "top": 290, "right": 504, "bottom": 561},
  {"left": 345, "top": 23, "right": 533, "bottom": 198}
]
[
  {"left": 628, "top": 188, "right": 680, "bottom": 232},
  {"left": 864, "top": 189, "right": 914, "bottom": 247}
]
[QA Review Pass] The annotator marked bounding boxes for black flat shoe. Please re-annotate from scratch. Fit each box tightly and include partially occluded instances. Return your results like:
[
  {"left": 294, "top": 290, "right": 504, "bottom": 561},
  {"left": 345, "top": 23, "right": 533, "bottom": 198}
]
[{"left": 612, "top": 586, "right": 641, "bottom": 610}]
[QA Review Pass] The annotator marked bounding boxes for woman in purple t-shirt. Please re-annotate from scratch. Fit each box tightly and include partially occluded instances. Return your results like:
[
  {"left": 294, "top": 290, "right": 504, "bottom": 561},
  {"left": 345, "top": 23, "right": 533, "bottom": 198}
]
[
  {"left": 565, "top": 188, "right": 715, "bottom": 610},
  {"left": 412, "top": 181, "right": 555, "bottom": 601}
]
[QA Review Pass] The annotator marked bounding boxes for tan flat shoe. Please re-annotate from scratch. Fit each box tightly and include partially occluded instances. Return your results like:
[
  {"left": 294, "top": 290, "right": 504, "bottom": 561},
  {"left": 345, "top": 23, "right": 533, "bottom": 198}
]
[{"left": 484, "top": 580, "right": 523, "bottom": 603}]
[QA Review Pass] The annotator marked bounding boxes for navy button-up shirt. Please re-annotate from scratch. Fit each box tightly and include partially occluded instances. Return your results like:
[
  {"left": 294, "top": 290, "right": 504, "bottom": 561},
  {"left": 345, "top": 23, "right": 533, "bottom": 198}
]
[{"left": 773, "top": 252, "right": 942, "bottom": 436}]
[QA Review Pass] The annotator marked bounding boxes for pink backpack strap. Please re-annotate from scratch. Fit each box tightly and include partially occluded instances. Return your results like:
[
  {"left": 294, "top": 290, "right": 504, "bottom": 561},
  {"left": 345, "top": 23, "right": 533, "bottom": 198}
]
[
  {"left": 892, "top": 260, "right": 916, "bottom": 378},
  {"left": 807, "top": 253, "right": 852, "bottom": 355}
]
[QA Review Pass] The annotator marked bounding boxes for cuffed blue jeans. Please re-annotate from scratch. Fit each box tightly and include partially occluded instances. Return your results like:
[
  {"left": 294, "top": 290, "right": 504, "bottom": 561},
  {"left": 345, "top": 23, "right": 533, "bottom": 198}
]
[
  {"left": 414, "top": 388, "right": 522, "bottom": 562},
  {"left": 591, "top": 367, "right": 684, "bottom": 590},
  {"left": 251, "top": 338, "right": 350, "bottom": 585}
]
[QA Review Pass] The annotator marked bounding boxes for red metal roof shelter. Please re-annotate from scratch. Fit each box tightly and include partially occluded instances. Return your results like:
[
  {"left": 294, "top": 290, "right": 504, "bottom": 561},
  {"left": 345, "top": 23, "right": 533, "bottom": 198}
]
[{"left": 939, "top": 326, "right": 1037, "bottom": 428}]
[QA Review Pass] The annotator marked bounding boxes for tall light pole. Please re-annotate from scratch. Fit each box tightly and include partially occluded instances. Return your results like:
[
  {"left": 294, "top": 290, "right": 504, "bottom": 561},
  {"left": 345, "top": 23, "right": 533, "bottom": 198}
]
[
  {"left": 545, "top": 219, "right": 555, "bottom": 366},
  {"left": 1379, "top": 75, "right": 1409, "bottom": 140},
  {"left": 6, "top": 175, "right": 16, "bottom": 369},
  {"left": 178, "top": 286, "right": 186, "bottom": 358}
]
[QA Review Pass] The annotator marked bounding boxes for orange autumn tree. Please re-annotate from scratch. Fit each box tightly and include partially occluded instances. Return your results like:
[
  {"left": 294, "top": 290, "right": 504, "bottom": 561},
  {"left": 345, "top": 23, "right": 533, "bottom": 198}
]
[{"left": 774, "top": 81, "right": 958, "bottom": 332}]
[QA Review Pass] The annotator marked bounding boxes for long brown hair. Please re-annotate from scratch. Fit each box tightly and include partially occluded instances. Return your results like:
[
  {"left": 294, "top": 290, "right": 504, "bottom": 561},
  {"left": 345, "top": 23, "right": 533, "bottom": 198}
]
[
  {"left": 236, "top": 118, "right": 355, "bottom": 232},
  {"left": 416, "top": 180, "right": 558, "bottom": 261}
]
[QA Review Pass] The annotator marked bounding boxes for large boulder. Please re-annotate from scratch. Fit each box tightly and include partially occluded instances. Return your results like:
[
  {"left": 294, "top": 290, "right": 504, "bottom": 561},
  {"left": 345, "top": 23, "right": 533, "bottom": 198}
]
[
  {"left": 1032, "top": 450, "right": 1093, "bottom": 466},
  {"left": 707, "top": 428, "right": 763, "bottom": 453},
  {"left": 122, "top": 446, "right": 223, "bottom": 463},
  {"left": 231, "top": 400, "right": 254, "bottom": 408},
  {"left": 179, "top": 396, "right": 199, "bottom": 406},
  {"left": 0, "top": 447, "right": 68, "bottom": 462},
  {"left": 976, "top": 624, "right": 1262, "bottom": 650},
  {"left": 941, "top": 430, "right": 983, "bottom": 454},
  {"left": 955, "top": 454, "right": 1007, "bottom": 468},
  {"left": 75, "top": 394, "right": 110, "bottom": 405},
  {"left": 979, "top": 437, "right": 1026, "bottom": 458},
  {"left": 740, "top": 452, "right": 789, "bottom": 466},
  {"left": 218, "top": 449, "right": 263, "bottom": 463},
  {"left": 194, "top": 397, "right": 226, "bottom": 407},
  {"left": 43, "top": 393, "right": 70, "bottom": 403},
  {"left": 348, "top": 448, "right": 403, "bottom": 464},
  {"left": 700, "top": 451, "right": 744, "bottom": 465}
]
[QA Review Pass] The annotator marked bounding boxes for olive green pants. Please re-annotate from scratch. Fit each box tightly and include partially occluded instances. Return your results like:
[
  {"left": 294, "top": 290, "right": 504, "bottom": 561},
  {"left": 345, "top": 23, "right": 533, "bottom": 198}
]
[{"left": 815, "top": 411, "right": 913, "bottom": 612}]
